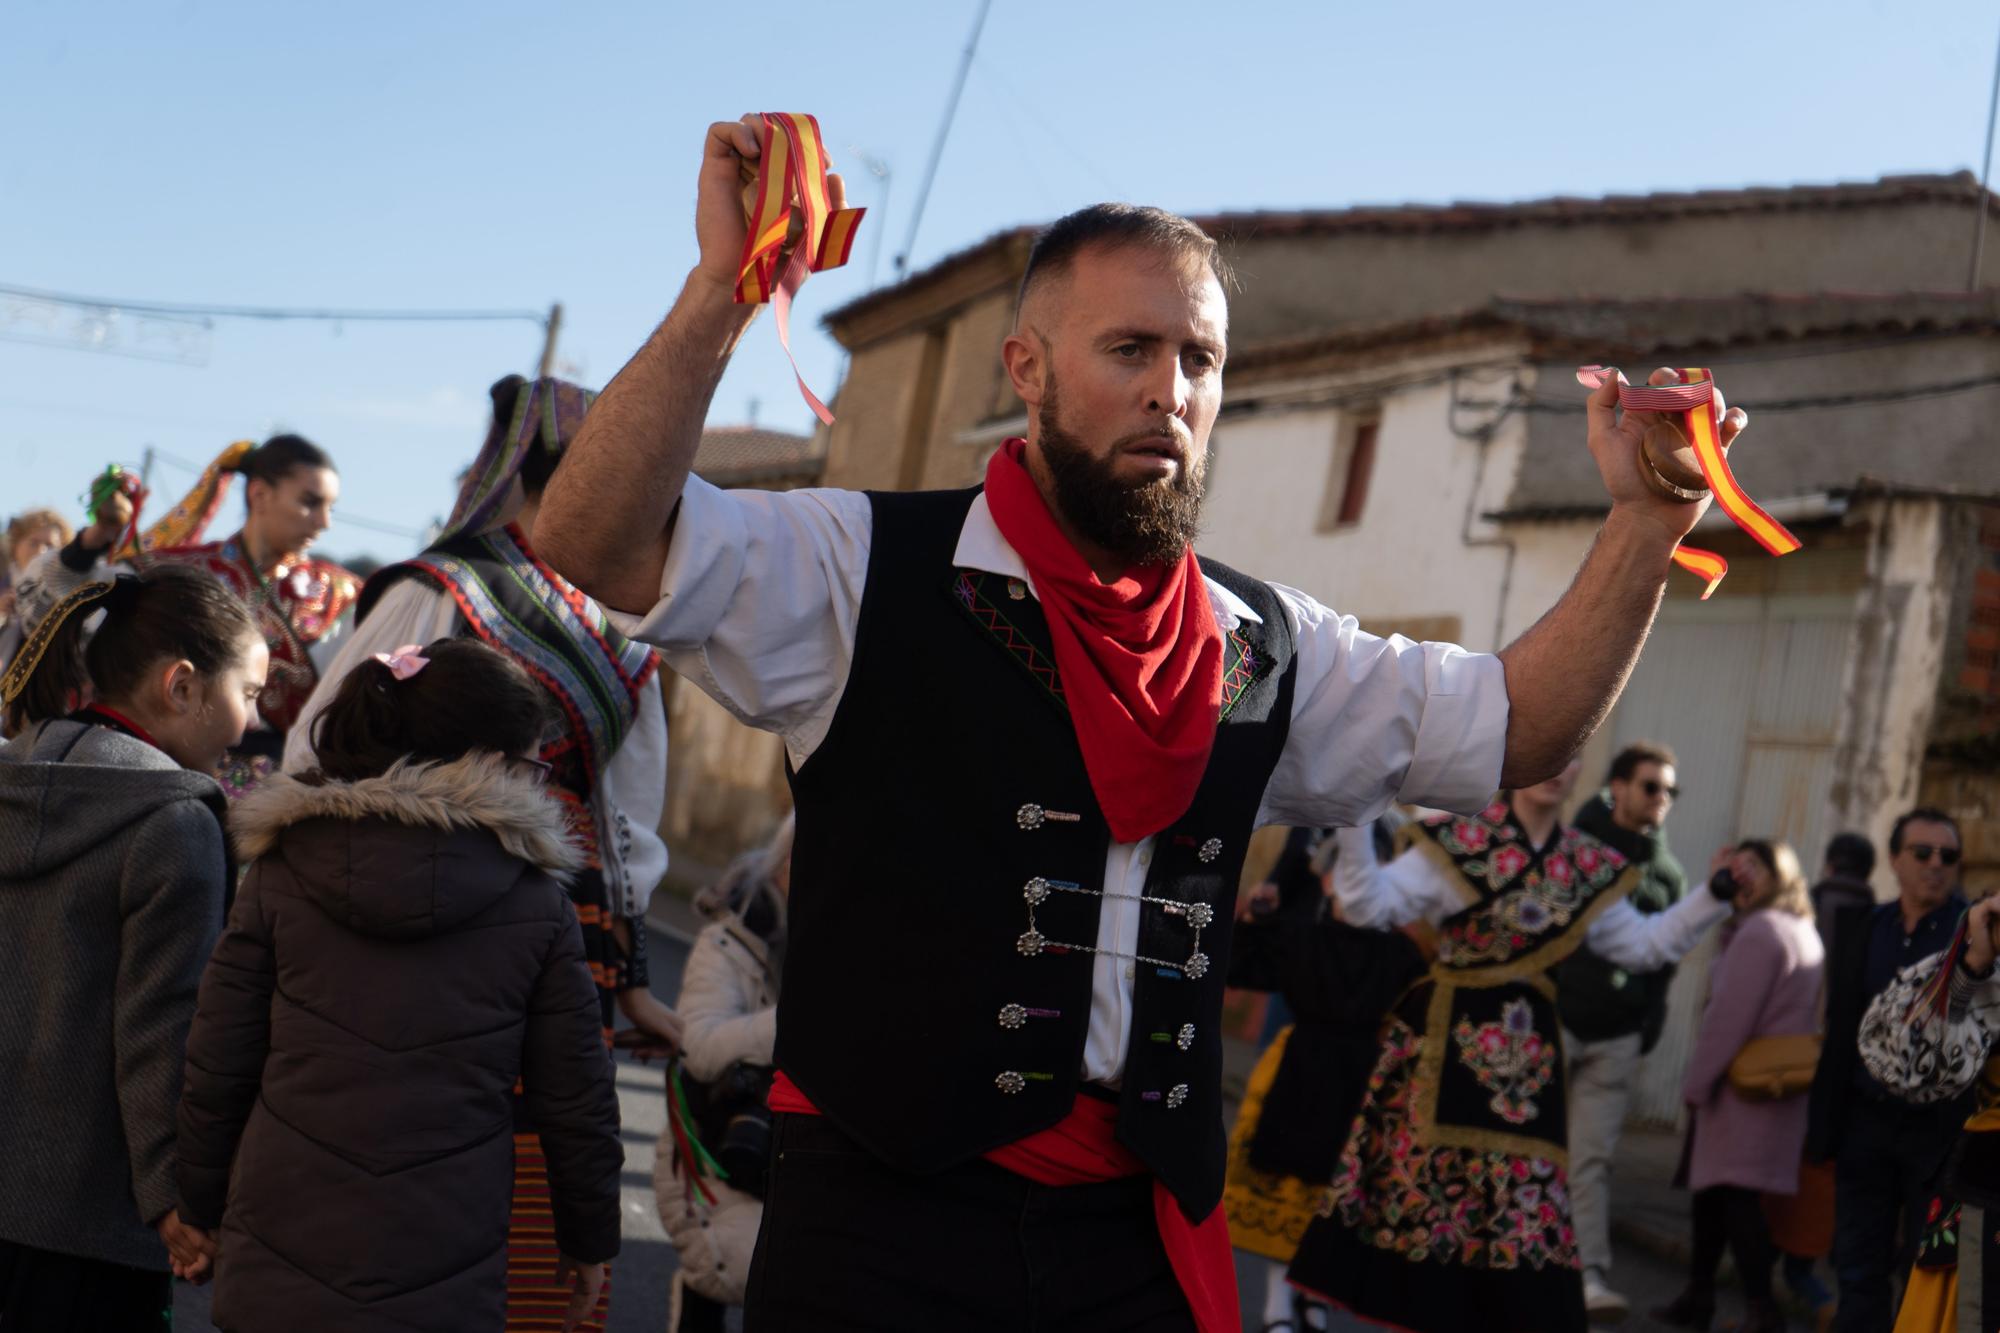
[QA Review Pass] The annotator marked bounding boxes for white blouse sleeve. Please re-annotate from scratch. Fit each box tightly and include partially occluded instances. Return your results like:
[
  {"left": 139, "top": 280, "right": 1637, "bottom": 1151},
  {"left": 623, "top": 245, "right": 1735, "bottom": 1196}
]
[
  {"left": 597, "top": 677, "right": 669, "bottom": 919},
  {"left": 283, "top": 581, "right": 461, "bottom": 773},
  {"left": 1859, "top": 947, "right": 2000, "bottom": 1104},
  {"left": 1330, "top": 824, "right": 1473, "bottom": 930},
  {"left": 1257, "top": 585, "right": 1510, "bottom": 830},
  {"left": 607, "top": 475, "right": 873, "bottom": 767},
  {"left": 1583, "top": 882, "right": 1730, "bottom": 972}
]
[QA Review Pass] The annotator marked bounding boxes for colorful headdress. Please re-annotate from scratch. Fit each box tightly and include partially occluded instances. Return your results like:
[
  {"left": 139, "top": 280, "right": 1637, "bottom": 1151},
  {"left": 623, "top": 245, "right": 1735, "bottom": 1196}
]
[
  {"left": 439, "top": 375, "right": 598, "bottom": 544},
  {"left": 123, "top": 439, "right": 257, "bottom": 561},
  {"left": 0, "top": 577, "right": 128, "bottom": 709}
]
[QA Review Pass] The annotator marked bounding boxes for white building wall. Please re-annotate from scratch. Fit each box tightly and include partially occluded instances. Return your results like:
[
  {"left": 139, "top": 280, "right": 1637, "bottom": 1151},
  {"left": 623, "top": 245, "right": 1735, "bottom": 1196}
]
[{"left": 1201, "top": 356, "right": 1551, "bottom": 653}]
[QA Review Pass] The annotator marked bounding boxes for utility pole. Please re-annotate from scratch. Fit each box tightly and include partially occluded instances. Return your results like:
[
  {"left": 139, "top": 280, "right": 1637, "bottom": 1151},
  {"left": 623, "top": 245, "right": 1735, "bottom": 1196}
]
[
  {"left": 140, "top": 445, "right": 156, "bottom": 491},
  {"left": 896, "top": 0, "right": 994, "bottom": 278},
  {"left": 1971, "top": 23, "right": 2000, "bottom": 290},
  {"left": 537, "top": 302, "right": 563, "bottom": 378},
  {"left": 851, "top": 150, "right": 894, "bottom": 289}
]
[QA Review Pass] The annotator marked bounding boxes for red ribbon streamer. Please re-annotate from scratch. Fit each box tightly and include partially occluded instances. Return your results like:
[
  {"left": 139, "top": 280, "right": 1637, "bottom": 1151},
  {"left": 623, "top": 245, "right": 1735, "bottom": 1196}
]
[
  {"left": 734, "top": 113, "right": 866, "bottom": 426},
  {"left": 1577, "top": 366, "right": 1801, "bottom": 598}
]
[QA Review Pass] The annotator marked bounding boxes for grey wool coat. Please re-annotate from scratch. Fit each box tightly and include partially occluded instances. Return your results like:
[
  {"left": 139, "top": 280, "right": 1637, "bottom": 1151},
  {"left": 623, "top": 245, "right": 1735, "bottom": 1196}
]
[
  {"left": 0, "top": 719, "right": 230, "bottom": 1270},
  {"left": 177, "top": 754, "right": 623, "bottom": 1333}
]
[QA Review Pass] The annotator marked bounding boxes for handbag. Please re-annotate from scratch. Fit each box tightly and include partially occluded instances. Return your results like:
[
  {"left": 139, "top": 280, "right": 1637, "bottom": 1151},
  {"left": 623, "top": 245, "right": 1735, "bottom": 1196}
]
[{"left": 1728, "top": 1033, "right": 1822, "bottom": 1101}]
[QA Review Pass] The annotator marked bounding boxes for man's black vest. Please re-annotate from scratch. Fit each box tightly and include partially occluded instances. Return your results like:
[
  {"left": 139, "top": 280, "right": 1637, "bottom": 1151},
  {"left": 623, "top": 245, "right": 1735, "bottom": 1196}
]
[{"left": 779, "top": 487, "right": 1297, "bottom": 1219}]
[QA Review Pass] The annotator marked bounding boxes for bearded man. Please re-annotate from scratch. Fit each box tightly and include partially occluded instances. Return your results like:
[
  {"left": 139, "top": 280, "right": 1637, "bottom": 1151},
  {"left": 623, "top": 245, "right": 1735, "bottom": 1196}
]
[{"left": 534, "top": 116, "right": 1749, "bottom": 1333}]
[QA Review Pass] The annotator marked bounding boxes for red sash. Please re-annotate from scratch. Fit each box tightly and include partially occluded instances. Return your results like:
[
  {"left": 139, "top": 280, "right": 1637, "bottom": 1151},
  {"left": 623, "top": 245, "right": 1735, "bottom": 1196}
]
[{"left": 769, "top": 1071, "right": 1238, "bottom": 1332}]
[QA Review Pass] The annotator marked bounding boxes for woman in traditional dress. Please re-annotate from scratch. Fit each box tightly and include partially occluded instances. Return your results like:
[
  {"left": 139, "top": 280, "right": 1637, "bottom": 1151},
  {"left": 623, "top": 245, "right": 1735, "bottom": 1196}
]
[
  {"left": 1225, "top": 815, "right": 1426, "bottom": 1333},
  {"left": 143, "top": 436, "right": 356, "bottom": 797},
  {"left": 12, "top": 439, "right": 357, "bottom": 797},
  {"left": 1855, "top": 891, "right": 2000, "bottom": 1333},
  {"left": 1287, "top": 760, "right": 1736, "bottom": 1333}
]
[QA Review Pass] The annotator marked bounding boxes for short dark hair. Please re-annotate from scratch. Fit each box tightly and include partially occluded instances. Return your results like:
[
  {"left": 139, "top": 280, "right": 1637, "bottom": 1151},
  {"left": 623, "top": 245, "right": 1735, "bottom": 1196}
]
[
  {"left": 308, "top": 637, "right": 554, "bottom": 783},
  {"left": 7, "top": 565, "right": 260, "bottom": 729},
  {"left": 232, "top": 433, "right": 335, "bottom": 489},
  {"left": 1608, "top": 741, "right": 1679, "bottom": 785},
  {"left": 1824, "top": 831, "right": 1876, "bottom": 880},
  {"left": 1016, "top": 204, "right": 1232, "bottom": 312},
  {"left": 1890, "top": 807, "right": 1961, "bottom": 856}
]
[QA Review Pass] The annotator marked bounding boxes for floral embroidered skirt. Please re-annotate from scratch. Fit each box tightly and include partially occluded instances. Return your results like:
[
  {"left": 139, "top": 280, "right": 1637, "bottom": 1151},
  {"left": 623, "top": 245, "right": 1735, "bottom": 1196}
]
[{"left": 1288, "top": 979, "right": 1587, "bottom": 1333}]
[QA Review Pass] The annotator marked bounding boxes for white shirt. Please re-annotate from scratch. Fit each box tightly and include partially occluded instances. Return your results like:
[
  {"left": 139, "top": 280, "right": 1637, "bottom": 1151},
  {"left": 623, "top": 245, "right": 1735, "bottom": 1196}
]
[
  {"left": 1329, "top": 824, "right": 1730, "bottom": 968},
  {"left": 284, "top": 578, "right": 671, "bottom": 919},
  {"left": 613, "top": 475, "right": 1512, "bottom": 1083}
]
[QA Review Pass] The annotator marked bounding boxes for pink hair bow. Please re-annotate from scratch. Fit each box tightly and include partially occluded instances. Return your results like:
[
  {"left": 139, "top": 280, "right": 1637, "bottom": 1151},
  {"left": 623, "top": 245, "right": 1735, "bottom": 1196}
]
[{"left": 372, "top": 644, "right": 430, "bottom": 680}]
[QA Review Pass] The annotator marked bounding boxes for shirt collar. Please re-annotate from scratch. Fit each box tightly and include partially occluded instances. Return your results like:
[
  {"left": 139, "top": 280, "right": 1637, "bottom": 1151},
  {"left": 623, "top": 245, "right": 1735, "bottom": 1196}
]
[{"left": 953, "top": 488, "right": 1261, "bottom": 631}]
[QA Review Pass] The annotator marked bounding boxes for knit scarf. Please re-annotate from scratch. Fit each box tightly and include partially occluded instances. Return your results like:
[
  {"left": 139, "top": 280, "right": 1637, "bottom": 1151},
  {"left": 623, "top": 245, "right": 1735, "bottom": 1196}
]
[{"left": 982, "top": 438, "right": 1223, "bottom": 843}]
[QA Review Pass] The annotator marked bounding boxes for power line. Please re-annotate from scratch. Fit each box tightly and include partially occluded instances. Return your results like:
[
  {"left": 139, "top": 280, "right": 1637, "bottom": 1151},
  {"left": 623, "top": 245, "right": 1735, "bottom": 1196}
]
[
  {"left": 1513, "top": 372, "right": 2000, "bottom": 415},
  {"left": 897, "top": 0, "right": 994, "bottom": 278},
  {"left": 0, "top": 281, "right": 546, "bottom": 326},
  {"left": 1973, "top": 20, "right": 2000, "bottom": 289}
]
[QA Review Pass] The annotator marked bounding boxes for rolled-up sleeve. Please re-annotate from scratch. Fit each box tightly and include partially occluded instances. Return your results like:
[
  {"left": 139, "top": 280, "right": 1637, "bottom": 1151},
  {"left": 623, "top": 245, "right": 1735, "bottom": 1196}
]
[
  {"left": 1257, "top": 585, "right": 1509, "bottom": 829},
  {"left": 605, "top": 476, "right": 873, "bottom": 764}
]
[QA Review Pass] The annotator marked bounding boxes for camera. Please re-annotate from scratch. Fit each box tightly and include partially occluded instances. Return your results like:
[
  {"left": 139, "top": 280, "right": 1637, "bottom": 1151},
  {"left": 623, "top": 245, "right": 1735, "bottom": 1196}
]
[
  {"left": 1711, "top": 866, "right": 1738, "bottom": 901},
  {"left": 715, "top": 1102, "right": 775, "bottom": 1198},
  {"left": 692, "top": 1062, "right": 775, "bottom": 1199}
]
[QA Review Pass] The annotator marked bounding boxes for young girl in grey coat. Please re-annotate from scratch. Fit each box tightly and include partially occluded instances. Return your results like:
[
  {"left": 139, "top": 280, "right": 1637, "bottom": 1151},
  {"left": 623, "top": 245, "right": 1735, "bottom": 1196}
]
[{"left": 0, "top": 566, "right": 268, "bottom": 1330}]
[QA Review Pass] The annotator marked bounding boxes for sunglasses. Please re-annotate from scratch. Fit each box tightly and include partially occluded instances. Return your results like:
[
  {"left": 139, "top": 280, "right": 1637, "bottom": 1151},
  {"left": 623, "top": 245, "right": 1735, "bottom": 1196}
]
[
  {"left": 1906, "top": 844, "right": 1962, "bottom": 867},
  {"left": 1642, "top": 780, "right": 1682, "bottom": 799},
  {"left": 509, "top": 755, "right": 555, "bottom": 784}
]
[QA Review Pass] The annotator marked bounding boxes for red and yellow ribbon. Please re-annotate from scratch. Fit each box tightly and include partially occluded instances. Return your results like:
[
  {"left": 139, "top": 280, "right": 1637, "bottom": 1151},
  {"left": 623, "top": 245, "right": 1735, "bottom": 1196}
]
[
  {"left": 735, "top": 112, "right": 866, "bottom": 425},
  {"left": 1577, "top": 366, "right": 1801, "bottom": 599}
]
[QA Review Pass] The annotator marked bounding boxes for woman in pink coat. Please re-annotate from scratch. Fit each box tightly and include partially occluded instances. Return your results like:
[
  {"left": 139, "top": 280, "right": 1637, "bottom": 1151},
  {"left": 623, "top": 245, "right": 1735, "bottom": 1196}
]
[{"left": 1657, "top": 840, "right": 1827, "bottom": 1333}]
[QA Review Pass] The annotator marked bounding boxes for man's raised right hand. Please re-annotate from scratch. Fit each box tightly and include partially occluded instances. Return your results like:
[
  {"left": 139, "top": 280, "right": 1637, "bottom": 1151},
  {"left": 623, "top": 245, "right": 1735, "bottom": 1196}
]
[{"left": 688, "top": 115, "right": 850, "bottom": 301}]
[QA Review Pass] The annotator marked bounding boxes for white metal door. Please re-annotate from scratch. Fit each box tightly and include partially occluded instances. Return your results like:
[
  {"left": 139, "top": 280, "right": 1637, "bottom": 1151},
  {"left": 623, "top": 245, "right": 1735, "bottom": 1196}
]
[{"left": 1610, "top": 595, "right": 1855, "bottom": 1126}]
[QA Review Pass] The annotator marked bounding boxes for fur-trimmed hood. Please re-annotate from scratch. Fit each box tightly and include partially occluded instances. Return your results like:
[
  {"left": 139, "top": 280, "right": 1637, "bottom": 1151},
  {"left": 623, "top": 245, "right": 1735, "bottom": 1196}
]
[{"left": 231, "top": 754, "right": 584, "bottom": 940}]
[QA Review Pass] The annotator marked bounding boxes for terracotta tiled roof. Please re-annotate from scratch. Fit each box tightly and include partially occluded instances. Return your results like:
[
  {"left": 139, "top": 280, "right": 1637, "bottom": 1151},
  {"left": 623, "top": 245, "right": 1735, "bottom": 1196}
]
[
  {"left": 826, "top": 173, "right": 1990, "bottom": 328},
  {"left": 1191, "top": 172, "right": 1989, "bottom": 240},
  {"left": 1227, "top": 289, "right": 2000, "bottom": 375},
  {"left": 1459, "top": 291, "right": 2000, "bottom": 516},
  {"left": 694, "top": 426, "right": 823, "bottom": 487}
]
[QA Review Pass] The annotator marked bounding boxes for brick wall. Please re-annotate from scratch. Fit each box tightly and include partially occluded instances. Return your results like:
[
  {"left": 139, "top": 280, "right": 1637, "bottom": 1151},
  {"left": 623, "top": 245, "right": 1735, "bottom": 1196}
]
[{"left": 1921, "top": 502, "right": 2000, "bottom": 897}]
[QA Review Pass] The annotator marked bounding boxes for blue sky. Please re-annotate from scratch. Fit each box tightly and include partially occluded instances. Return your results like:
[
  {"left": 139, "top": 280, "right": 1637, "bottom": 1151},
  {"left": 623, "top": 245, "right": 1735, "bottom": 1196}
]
[{"left": 3, "top": 0, "right": 1992, "bottom": 562}]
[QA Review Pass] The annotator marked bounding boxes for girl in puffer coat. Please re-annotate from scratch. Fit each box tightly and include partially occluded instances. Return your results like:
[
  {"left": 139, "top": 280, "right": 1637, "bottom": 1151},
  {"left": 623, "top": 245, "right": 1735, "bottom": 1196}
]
[
  {"left": 175, "top": 638, "right": 623, "bottom": 1333},
  {"left": 654, "top": 816, "right": 792, "bottom": 1333}
]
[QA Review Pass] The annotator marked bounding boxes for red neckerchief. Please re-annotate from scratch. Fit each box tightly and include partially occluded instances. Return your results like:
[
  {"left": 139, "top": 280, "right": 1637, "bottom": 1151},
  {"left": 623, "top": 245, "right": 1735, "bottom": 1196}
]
[
  {"left": 981, "top": 438, "right": 1224, "bottom": 843},
  {"left": 75, "top": 703, "right": 164, "bottom": 752},
  {"left": 767, "top": 1072, "right": 1238, "bottom": 1332}
]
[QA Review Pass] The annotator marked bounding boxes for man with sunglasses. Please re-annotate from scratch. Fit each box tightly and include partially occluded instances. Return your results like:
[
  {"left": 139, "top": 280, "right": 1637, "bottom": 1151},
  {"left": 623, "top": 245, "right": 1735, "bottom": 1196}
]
[
  {"left": 1807, "top": 807, "right": 1974, "bottom": 1332},
  {"left": 1555, "top": 741, "right": 1689, "bottom": 1322}
]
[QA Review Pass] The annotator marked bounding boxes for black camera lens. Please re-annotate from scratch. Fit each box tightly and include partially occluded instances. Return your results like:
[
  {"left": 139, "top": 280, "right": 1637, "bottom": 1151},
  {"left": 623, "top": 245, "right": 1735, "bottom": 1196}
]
[
  {"left": 1711, "top": 867, "right": 1737, "bottom": 899},
  {"left": 716, "top": 1105, "right": 775, "bottom": 1198}
]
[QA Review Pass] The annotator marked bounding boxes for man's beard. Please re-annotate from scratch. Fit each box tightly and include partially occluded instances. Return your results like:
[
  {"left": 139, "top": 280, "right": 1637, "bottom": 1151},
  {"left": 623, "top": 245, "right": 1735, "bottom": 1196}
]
[{"left": 1036, "top": 385, "right": 1206, "bottom": 570}]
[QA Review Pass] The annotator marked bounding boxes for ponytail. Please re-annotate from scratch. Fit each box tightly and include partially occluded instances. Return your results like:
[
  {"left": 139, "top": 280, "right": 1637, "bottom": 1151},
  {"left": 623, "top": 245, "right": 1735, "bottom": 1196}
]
[
  {"left": 308, "top": 637, "right": 552, "bottom": 782},
  {"left": 231, "top": 434, "right": 336, "bottom": 488},
  {"left": 1, "top": 566, "right": 259, "bottom": 731}
]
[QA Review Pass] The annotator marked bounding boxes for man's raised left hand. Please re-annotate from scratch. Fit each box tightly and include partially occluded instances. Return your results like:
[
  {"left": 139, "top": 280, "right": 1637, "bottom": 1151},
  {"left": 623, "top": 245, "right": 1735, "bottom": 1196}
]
[{"left": 1584, "top": 366, "right": 1750, "bottom": 548}]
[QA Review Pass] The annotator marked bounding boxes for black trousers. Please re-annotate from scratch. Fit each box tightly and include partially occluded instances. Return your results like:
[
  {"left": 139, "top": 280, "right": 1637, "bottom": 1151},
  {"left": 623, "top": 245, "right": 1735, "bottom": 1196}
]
[
  {"left": 1689, "top": 1185, "right": 1777, "bottom": 1305},
  {"left": 0, "top": 1238, "right": 170, "bottom": 1333},
  {"left": 1833, "top": 1099, "right": 1952, "bottom": 1333},
  {"left": 743, "top": 1113, "right": 1196, "bottom": 1332}
]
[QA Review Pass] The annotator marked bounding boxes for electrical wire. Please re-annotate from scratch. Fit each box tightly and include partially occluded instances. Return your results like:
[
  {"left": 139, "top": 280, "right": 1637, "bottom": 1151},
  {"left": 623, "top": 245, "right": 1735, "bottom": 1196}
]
[
  {"left": 0, "top": 281, "right": 546, "bottom": 326},
  {"left": 1510, "top": 372, "right": 2000, "bottom": 415}
]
